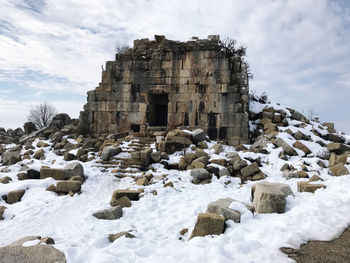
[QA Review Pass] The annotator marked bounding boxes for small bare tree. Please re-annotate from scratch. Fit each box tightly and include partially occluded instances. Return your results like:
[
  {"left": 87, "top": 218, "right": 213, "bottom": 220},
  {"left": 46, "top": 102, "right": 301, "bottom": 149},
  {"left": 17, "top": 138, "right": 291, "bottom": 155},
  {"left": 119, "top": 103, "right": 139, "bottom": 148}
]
[{"left": 27, "top": 102, "right": 57, "bottom": 129}]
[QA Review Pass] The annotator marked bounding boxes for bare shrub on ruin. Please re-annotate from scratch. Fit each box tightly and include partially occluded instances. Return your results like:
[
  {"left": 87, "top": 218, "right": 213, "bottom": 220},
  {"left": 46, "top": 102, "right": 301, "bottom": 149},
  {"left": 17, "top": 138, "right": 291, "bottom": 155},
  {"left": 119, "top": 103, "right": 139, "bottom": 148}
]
[
  {"left": 219, "top": 37, "right": 253, "bottom": 79},
  {"left": 115, "top": 42, "right": 130, "bottom": 54}
]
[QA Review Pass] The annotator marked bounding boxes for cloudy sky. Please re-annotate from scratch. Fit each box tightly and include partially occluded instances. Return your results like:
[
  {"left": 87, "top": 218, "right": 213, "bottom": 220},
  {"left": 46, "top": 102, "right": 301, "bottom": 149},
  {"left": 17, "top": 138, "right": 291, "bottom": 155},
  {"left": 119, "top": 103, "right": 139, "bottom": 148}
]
[{"left": 0, "top": 0, "right": 349, "bottom": 133}]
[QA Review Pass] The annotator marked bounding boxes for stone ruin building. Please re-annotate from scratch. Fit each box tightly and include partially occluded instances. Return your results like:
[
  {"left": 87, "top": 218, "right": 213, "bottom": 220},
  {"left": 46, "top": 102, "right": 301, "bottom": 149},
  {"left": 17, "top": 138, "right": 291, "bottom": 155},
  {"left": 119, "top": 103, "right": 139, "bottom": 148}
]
[{"left": 78, "top": 35, "right": 250, "bottom": 146}]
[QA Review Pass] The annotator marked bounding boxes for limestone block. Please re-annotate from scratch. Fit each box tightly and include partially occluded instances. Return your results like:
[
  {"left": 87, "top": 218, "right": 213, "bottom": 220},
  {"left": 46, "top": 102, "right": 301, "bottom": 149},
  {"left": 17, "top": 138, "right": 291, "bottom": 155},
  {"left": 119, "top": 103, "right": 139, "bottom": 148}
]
[
  {"left": 329, "top": 153, "right": 348, "bottom": 167},
  {"left": 93, "top": 206, "right": 123, "bottom": 220},
  {"left": 110, "top": 190, "right": 141, "bottom": 204},
  {"left": 293, "top": 141, "right": 311, "bottom": 155},
  {"left": 327, "top": 143, "right": 350, "bottom": 154},
  {"left": 329, "top": 163, "right": 349, "bottom": 176},
  {"left": 190, "top": 213, "right": 225, "bottom": 239},
  {"left": 297, "top": 182, "right": 326, "bottom": 193},
  {"left": 40, "top": 167, "right": 66, "bottom": 180},
  {"left": 275, "top": 138, "right": 298, "bottom": 156},
  {"left": 56, "top": 181, "right": 82, "bottom": 193},
  {"left": 7, "top": 190, "right": 25, "bottom": 204},
  {"left": 206, "top": 198, "right": 254, "bottom": 223},
  {"left": 252, "top": 182, "right": 293, "bottom": 214}
]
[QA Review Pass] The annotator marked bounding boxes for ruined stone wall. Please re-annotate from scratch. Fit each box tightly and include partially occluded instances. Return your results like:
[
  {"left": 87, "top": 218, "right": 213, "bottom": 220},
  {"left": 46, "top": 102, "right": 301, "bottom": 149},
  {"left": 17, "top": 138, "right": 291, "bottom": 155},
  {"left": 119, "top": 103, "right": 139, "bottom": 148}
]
[{"left": 78, "top": 35, "right": 249, "bottom": 146}]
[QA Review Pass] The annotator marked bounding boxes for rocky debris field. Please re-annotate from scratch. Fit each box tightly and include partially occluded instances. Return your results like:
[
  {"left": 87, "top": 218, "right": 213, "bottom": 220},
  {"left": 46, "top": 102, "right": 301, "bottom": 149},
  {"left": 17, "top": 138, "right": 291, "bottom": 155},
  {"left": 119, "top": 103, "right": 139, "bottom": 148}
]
[{"left": 0, "top": 102, "right": 350, "bottom": 263}]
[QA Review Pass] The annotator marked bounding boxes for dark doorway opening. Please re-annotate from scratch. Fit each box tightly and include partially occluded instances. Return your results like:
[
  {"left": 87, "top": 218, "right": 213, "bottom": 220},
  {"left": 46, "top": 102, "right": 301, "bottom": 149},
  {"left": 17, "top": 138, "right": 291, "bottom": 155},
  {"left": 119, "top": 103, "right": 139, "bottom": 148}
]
[
  {"left": 219, "top": 127, "right": 227, "bottom": 139},
  {"left": 148, "top": 93, "right": 168, "bottom": 126},
  {"left": 208, "top": 112, "right": 218, "bottom": 140},
  {"left": 131, "top": 124, "right": 140, "bottom": 132}
]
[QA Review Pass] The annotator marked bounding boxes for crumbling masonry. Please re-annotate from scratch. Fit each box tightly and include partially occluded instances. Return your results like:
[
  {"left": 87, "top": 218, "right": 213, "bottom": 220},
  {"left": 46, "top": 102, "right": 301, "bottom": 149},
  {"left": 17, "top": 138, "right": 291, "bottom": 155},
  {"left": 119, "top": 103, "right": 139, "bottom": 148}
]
[{"left": 78, "top": 35, "right": 250, "bottom": 146}]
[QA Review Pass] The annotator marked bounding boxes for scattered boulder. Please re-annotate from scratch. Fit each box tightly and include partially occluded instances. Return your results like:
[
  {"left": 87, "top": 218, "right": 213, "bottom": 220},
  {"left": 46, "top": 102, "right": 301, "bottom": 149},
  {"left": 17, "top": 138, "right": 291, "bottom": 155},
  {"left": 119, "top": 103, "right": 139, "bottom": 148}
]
[
  {"left": 56, "top": 181, "right": 81, "bottom": 194},
  {"left": 40, "top": 167, "right": 66, "bottom": 180},
  {"left": 101, "top": 146, "right": 122, "bottom": 161},
  {"left": 150, "top": 151, "right": 161, "bottom": 163},
  {"left": 63, "top": 152, "right": 75, "bottom": 161},
  {"left": 293, "top": 141, "right": 311, "bottom": 155},
  {"left": 36, "top": 141, "right": 49, "bottom": 148},
  {"left": 282, "top": 171, "right": 299, "bottom": 180},
  {"left": 180, "top": 228, "right": 189, "bottom": 236},
  {"left": 197, "top": 141, "right": 208, "bottom": 149},
  {"left": 280, "top": 163, "right": 290, "bottom": 172},
  {"left": 194, "top": 148, "right": 207, "bottom": 158},
  {"left": 206, "top": 198, "right": 253, "bottom": 223},
  {"left": 240, "top": 162, "right": 260, "bottom": 177},
  {"left": 140, "top": 147, "right": 152, "bottom": 166},
  {"left": 165, "top": 129, "right": 192, "bottom": 153},
  {"left": 192, "top": 129, "right": 206, "bottom": 143},
  {"left": 210, "top": 143, "right": 224, "bottom": 154},
  {"left": 329, "top": 163, "right": 349, "bottom": 176},
  {"left": 0, "top": 206, "right": 6, "bottom": 220},
  {"left": 291, "top": 110, "right": 306, "bottom": 121},
  {"left": 110, "top": 196, "right": 131, "bottom": 208},
  {"left": 323, "top": 122, "right": 335, "bottom": 133},
  {"left": 297, "top": 182, "right": 326, "bottom": 193},
  {"left": 45, "top": 184, "right": 57, "bottom": 193},
  {"left": 190, "top": 213, "right": 225, "bottom": 239},
  {"left": 275, "top": 138, "right": 298, "bottom": 156},
  {"left": 93, "top": 206, "right": 123, "bottom": 220},
  {"left": 27, "top": 169, "right": 40, "bottom": 179},
  {"left": 252, "top": 182, "right": 293, "bottom": 214},
  {"left": 2, "top": 151, "right": 21, "bottom": 165},
  {"left": 191, "top": 159, "right": 206, "bottom": 169},
  {"left": 110, "top": 190, "right": 141, "bottom": 205},
  {"left": 108, "top": 231, "right": 135, "bottom": 242},
  {"left": 6, "top": 190, "right": 25, "bottom": 204},
  {"left": 0, "top": 238, "right": 66, "bottom": 263},
  {"left": 317, "top": 160, "right": 327, "bottom": 168},
  {"left": 51, "top": 132, "right": 63, "bottom": 143},
  {"left": 327, "top": 143, "right": 350, "bottom": 155},
  {"left": 210, "top": 159, "right": 226, "bottom": 166},
  {"left": 23, "top": 122, "right": 37, "bottom": 135},
  {"left": 164, "top": 181, "right": 174, "bottom": 187},
  {"left": 50, "top": 113, "right": 71, "bottom": 129},
  {"left": 218, "top": 168, "right": 230, "bottom": 177},
  {"left": 33, "top": 149, "right": 45, "bottom": 159},
  {"left": 64, "top": 162, "right": 84, "bottom": 179},
  {"left": 294, "top": 131, "right": 309, "bottom": 141},
  {"left": 308, "top": 175, "right": 323, "bottom": 182},
  {"left": 69, "top": 175, "right": 84, "bottom": 184},
  {"left": 230, "top": 155, "right": 248, "bottom": 171},
  {"left": 190, "top": 168, "right": 210, "bottom": 184},
  {"left": 0, "top": 176, "right": 12, "bottom": 184},
  {"left": 178, "top": 154, "right": 196, "bottom": 170},
  {"left": 329, "top": 153, "right": 348, "bottom": 167},
  {"left": 136, "top": 177, "right": 149, "bottom": 186}
]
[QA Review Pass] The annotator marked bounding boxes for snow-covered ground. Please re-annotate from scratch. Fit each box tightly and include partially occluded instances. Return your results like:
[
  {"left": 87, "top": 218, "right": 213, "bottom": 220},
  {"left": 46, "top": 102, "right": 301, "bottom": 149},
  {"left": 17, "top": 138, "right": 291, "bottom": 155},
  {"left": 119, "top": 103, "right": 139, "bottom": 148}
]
[{"left": 1, "top": 103, "right": 350, "bottom": 263}]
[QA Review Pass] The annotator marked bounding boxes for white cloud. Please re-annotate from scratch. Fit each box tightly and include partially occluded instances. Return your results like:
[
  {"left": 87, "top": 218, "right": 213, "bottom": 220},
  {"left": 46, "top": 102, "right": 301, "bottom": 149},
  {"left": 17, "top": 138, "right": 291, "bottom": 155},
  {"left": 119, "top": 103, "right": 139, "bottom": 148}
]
[{"left": 0, "top": 0, "right": 349, "bottom": 132}]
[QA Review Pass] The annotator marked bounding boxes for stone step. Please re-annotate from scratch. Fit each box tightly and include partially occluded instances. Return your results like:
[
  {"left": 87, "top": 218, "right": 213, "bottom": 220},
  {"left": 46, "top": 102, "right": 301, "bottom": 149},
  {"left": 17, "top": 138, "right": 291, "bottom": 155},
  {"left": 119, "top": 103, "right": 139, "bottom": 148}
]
[
  {"left": 92, "top": 165, "right": 120, "bottom": 169},
  {"left": 119, "top": 164, "right": 144, "bottom": 169},
  {"left": 114, "top": 173, "right": 138, "bottom": 179},
  {"left": 112, "top": 169, "right": 141, "bottom": 174}
]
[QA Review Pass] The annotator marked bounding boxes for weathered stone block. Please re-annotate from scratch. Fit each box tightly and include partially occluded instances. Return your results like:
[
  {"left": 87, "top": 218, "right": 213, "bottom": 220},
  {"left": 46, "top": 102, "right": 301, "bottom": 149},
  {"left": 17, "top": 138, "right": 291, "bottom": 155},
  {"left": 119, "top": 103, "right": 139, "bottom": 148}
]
[
  {"left": 7, "top": 190, "right": 25, "bottom": 204},
  {"left": 252, "top": 182, "right": 293, "bottom": 214},
  {"left": 56, "top": 181, "right": 82, "bottom": 193},
  {"left": 190, "top": 213, "right": 225, "bottom": 239},
  {"left": 40, "top": 168, "right": 66, "bottom": 180}
]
